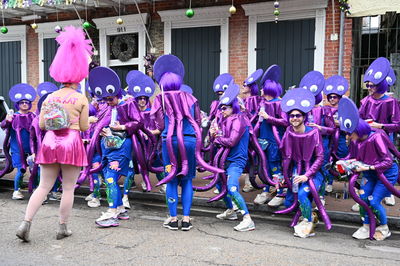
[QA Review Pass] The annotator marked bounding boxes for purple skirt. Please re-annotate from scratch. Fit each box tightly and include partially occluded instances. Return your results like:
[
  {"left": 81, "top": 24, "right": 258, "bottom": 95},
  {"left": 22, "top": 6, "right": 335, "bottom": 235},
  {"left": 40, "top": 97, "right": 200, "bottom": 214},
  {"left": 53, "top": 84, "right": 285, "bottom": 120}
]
[{"left": 36, "top": 128, "right": 88, "bottom": 167}]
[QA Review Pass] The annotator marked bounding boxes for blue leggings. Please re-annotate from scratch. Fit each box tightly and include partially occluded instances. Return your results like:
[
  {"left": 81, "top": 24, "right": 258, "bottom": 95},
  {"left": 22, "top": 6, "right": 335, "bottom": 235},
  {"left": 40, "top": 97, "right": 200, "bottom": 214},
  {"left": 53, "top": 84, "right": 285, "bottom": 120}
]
[
  {"left": 166, "top": 178, "right": 193, "bottom": 217},
  {"left": 336, "top": 133, "right": 349, "bottom": 158},
  {"left": 285, "top": 171, "right": 323, "bottom": 221},
  {"left": 14, "top": 168, "right": 24, "bottom": 191},
  {"left": 123, "top": 167, "right": 135, "bottom": 195},
  {"left": 217, "top": 164, "right": 249, "bottom": 215},
  {"left": 322, "top": 137, "right": 334, "bottom": 186},
  {"left": 103, "top": 158, "right": 130, "bottom": 209},
  {"left": 92, "top": 172, "right": 102, "bottom": 198},
  {"left": 260, "top": 141, "right": 282, "bottom": 193},
  {"left": 359, "top": 163, "right": 398, "bottom": 225}
]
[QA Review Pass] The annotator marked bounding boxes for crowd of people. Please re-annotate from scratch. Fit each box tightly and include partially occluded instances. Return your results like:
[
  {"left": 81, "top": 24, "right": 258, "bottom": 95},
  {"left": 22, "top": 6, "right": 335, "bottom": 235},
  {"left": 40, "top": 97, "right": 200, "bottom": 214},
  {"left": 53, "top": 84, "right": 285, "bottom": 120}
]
[{"left": 1, "top": 26, "right": 399, "bottom": 243}]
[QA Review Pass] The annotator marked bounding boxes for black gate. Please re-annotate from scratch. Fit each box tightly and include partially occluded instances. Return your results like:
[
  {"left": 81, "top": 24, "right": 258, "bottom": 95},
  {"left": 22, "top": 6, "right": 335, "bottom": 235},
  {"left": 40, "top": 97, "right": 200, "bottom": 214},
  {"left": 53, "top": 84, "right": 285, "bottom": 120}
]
[
  {"left": 43, "top": 38, "right": 60, "bottom": 86},
  {"left": 351, "top": 14, "right": 400, "bottom": 104},
  {"left": 172, "top": 26, "right": 220, "bottom": 112},
  {"left": 0, "top": 41, "right": 21, "bottom": 107},
  {"left": 256, "top": 18, "right": 316, "bottom": 91}
]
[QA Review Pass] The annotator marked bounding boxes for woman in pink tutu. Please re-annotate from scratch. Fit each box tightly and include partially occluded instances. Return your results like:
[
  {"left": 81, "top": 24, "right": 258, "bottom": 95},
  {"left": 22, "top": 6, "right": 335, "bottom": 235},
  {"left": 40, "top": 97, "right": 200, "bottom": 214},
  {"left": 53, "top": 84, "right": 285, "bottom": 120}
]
[{"left": 16, "top": 26, "right": 92, "bottom": 242}]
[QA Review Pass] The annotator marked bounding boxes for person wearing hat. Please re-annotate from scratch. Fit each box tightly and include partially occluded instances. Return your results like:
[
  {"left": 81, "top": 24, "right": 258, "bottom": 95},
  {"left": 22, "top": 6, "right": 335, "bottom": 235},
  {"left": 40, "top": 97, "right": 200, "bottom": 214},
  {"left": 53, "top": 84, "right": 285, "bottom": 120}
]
[
  {"left": 359, "top": 57, "right": 400, "bottom": 207},
  {"left": 337, "top": 97, "right": 399, "bottom": 240},
  {"left": 212, "top": 81, "right": 255, "bottom": 231},
  {"left": 254, "top": 65, "right": 288, "bottom": 207},
  {"left": 209, "top": 73, "right": 234, "bottom": 123},
  {"left": 1, "top": 83, "right": 37, "bottom": 200},
  {"left": 16, "top": 26, "right": 92, "bottom": 242},
  {"left": 279, "top": 88, "right": 327, "bottom": 238}
]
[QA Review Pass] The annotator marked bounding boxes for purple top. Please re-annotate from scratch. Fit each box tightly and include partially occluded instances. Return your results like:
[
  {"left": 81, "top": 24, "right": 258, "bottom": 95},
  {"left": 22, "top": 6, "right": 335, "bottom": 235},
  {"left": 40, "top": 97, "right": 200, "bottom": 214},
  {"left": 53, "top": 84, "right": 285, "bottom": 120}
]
[
  {"left": 1, "top": 112, "right": 36, "bottom": 131},
  {"left": 153, "top": 54, "right": 185, "bottom": 83},
  {"left": 359, "top": 95, "right": 400, "bottom": 133},
  {"left": 323, "top": 75, "right": 348, "bottom": 96},
  {"left": 88, "top": 67, "right": 121, "bottom": 99},
  {"left": 208, "top": 100, "right": 220, "bottom": 122},
  {"left": 299, "top": 71, "right": 325, "bottom": 96},
  {"left": 37, "top": 82, "right": 58, "bottom": 98},
  {"left": 281, "top": 88, "right": 315, "bottom": 114},
  {"left": 214, "top": 112, "right": 251, "bottom": 148},
  {"left": 262, "top": 98, "right": 288, "bottom": 127},
  {"left": 244, "top": 69, "right": 263, "bottom": 86},
  {"left": 308, "top": 106, "right": 335, "bottom": 136},
  {"left": 261, "top": 65, "right": 281, "bottom": 86},
  {"left": 363, "top": 57, "right": 390, "bottom": 84},
  {"left": 213, "top": 73, "right": 234, "bottom": 93},
  {"left": 244, "top": 96, "right": 263, "bottom": 116},
  {"left": 9, "top": 83, "right": 37, "bottom": 103}
]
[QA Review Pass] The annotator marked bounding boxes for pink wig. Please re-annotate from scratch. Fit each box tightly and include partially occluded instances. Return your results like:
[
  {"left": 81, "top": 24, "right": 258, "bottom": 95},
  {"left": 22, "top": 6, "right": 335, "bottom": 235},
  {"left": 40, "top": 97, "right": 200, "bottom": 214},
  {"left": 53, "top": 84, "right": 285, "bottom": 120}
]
[{"left": 49, "top": 26, "right": 93, "bottom": 84}]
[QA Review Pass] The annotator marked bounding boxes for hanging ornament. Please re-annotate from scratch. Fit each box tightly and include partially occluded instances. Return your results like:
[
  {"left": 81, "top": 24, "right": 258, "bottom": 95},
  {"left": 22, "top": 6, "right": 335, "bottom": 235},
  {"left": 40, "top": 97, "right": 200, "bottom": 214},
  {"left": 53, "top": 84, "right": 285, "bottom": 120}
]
[
  {"left": 186, "top": 0, "right": 194, "bottom": 18},
  {"left": 31, "top": 23, "right": 38, "bottom": 30},
  {"left": 229, "top": 0, "right": 236, "bottom": 14},
  {"left": 54, "top": 25, "right": 62, "bottom": 33},
  {"left": 1, "top": 26, "right": 8, "bottom": 34},
  {"left": 116, "top": 18, "right": 123, "bottom": 25},
  {"left": 82, "top": 21, "right": 91, "bottom": 29},
  {"left": 273, "top": 1, "right": 280, "bottom": 23},
  {"left": 116, "top": 0, "right": 123, "bottom": 24}
]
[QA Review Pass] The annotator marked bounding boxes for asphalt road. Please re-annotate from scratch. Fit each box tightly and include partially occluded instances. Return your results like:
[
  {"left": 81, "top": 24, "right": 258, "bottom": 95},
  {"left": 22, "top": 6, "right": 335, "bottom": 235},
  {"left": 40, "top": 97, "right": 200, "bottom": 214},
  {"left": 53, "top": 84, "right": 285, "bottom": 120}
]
[{"left": 1, "top": 188, "right": 400, "bottom": 266}]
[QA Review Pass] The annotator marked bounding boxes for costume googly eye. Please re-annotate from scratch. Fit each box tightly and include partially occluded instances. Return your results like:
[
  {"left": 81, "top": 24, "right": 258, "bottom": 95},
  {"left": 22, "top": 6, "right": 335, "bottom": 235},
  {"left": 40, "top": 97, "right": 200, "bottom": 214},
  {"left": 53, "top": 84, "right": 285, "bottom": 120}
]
[
  {"left": 222, "top": 84, "right": 228, "bottom": 91},
  {"left": 25, "top": 94, "right": 33, "bottom": 100},
  {"left": 15, "top": 93, "right": 22, "bottom": 99},
  {"left": 302, "top": 86, "right": 307, "bottom": 90},
  {"left": 221, "top": 97, "right": 229, "bottom": 104},
  {"left": 94, "top": 87, "right": 102, "bottom": 95},
  {"left": 344, "top": 118, "right": 352, "bottom": 129},
  {"left": 145, "top": 87, "right": 152, "bottom": 94},
  {"left": 215, "top": 84, "right": 220, "bottom": 90},
  {"left": 41, "top": 90, "right": 47, "bottom": 95},
  {"left": 286, "top": 99, "right": 295, "bottom": 106},
  {"left": 367, "top": 69, "right": 373, "bottom": 76},
  {"left": 133, "top": 86, "right": 141, "bottom": 93},
  {"left": 248, "top": 77, "right": 254, "bottom": 83},
  {"left": 301, "top": 100, "right": 310, "bottom": 107},
  {"left": 326, "top": 85, "right": 333, "bottom": 91},
  {"left": 374, "top": 72, "right": 382, "bottom": 79},
  {"left": 309, "top": 85, "right": 318, "bottom": 93},
  {"left": 106, "top": 85, "right": 115, "bottom": 94},
  {"left": 337, "top": 85, "right": 345, "bottom": 91},
  {"left": 386, "top": 76, "right": 393, "bottom": 83}
]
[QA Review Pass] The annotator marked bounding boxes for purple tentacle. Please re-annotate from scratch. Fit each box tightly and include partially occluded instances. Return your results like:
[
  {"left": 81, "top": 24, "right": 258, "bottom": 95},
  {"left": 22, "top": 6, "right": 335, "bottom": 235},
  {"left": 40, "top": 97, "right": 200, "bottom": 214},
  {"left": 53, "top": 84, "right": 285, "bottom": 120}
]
[
  {"left": 290, "top": 209, "right": 302, "bottom": 227},
  {"left": 0, "top": 128, "right": 13, "bottom": 178},
  {"left": 193, "top": 148, "right": 224, "bottom": 191},
  {"left": 207, "top": 148, "right": 230, "bottom": 202},
  {"left": 249, "top": 133, "right": 276, "bottom": 186},
  {"left": 247, "top": 147, "right": 266, "bottom": 189},
  {"left": 376, "top": 171, "right": 400, "bottom": 197},
  {"left": 132, "top": 134, "right": 152, "bottom": 191},
  {"left": 275, "top": 194, "right": 298, "bottom": 214},
  {"left": 15, "top": 129, "right": 27, "bottom": 173},
  {"left": 202, "top": 174, "right": 215, "bottom": 180},
  {"left": 28, "top": 163, "right": 38, "bottom": 193},
  {"left": 308, "top": 178, "right": 332, "bottom": 230}
]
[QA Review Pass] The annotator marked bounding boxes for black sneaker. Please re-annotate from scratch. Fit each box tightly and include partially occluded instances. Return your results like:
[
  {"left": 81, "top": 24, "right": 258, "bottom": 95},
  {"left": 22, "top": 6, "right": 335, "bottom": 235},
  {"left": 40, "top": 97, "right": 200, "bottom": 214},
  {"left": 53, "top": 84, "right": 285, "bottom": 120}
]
[
  {"left": 181, "top": 221, "right": 193, "bottom": 231},
  {"left": 163, "top": 220, "right": 178, "bottom": 230}
]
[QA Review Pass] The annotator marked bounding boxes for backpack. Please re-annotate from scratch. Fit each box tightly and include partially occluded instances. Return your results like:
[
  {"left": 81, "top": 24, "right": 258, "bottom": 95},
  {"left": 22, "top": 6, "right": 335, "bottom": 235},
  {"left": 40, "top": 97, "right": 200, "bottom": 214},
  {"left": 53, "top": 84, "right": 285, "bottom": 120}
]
[{"left": 42, "top": 91, "right": 75, "bottom": 131}]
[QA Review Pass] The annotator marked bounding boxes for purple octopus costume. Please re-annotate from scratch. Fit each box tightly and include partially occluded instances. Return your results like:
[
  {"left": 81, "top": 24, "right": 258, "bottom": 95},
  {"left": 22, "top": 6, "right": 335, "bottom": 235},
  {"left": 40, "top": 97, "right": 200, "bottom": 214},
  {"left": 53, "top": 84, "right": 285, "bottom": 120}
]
[
  {"left": 243, "top": 69, "right": 263, "bottom": 121},
  {"left": 277, "top": 88, "right": 332, "bottom": 236},
  {"left": 338, "top": 97, "right": 400, "bottom": 240}
]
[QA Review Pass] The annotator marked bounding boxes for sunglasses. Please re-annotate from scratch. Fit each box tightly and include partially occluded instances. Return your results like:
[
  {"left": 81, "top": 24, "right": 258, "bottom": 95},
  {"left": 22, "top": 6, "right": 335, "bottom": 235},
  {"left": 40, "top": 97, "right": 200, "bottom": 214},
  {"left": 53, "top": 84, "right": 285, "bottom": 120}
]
[
  {"left": 19, "top": 101, "right": 30, "bottom": 105},
  {"left": 289, "top": 113, "right": 303, "bottom": 119},
  {"left": 328, "top": 95, "right": 339, "bottom": 100},
  {"left": 103, "top": 97, "right": 114, "bottom": 102},
  {"left": 366, "top": 83, "right": 376, "bottom": 88},
  {"left": 137, "top": 96, "right": 147, "bottom": 101},
  {"left": 219, "top": 106, "right": 231, "bottom": 111}
]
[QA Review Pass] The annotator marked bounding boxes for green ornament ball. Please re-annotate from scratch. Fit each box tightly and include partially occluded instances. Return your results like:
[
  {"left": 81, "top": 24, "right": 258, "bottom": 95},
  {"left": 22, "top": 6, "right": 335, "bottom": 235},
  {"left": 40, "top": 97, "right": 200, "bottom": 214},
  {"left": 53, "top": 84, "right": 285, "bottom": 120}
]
[
  {"left": 273, "top": 9, "right": 280, "bottom": 16},
  {"left": 1, "top": 26, "right": 8, "bottom": 34},
  {"left": 186, "top": 8, "right": 194, "bottom": 18},
  {"left": 83, "top": 21, "right": 91, "bottom": 29}
]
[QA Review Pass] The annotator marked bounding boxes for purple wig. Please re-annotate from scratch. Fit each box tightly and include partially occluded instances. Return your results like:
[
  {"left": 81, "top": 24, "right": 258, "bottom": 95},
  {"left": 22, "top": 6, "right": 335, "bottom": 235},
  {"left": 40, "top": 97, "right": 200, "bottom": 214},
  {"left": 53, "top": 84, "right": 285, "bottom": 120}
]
[
  {"left": 14, "top": 100, "right": 32, "bottom": 111},
  {"left": 354, "top": 119, "right": 371, "bottom": 137},
  {"left": 263, "top": 80, "right": 282, "bottom": 98},
  {"left": 159, "top": 72, "right": 183, "bottom": 92},
  {"left": 374, "top": 79, "right": 389, "bottom": 94},
  {"left": 315, "top": 93, "right": 323, "bottom": 105},
  {"left": 249, "top": 83, "right": 259, "bottom": 96},
  {"left": 231, "top": 98, "right": 241, "bottom": 114},
  {"left": 89, "top": 103, "right": 97, "bottom": 116}
]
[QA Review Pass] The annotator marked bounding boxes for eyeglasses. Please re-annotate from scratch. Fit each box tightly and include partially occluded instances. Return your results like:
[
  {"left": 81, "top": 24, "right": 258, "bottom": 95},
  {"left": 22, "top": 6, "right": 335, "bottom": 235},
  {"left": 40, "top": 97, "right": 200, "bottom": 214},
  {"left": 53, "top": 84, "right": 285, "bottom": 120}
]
[
  {"left": 328, "top": 95, "right": 339, "bottom": 100},
  {"left": 289, "top": 113, "right": 303, "bottom": 119},
  {"left": 19, "top": 101, "right": 30, "bottom": 105},
  {"left": 103, "top": 97, "right": 114, "bottom": 102},
  {"left": 137, "top": 96, "right": 147, "bottom": 101},
  {"left": 366, "top": 83, "right": 376, "bottom": 88}
]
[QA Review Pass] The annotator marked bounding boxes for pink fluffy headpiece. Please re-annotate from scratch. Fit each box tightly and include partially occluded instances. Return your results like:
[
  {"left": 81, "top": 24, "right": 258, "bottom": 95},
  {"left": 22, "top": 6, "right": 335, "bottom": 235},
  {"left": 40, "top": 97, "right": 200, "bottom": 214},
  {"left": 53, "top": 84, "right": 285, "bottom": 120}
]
[{"left": 49, "top": 26, "right": 93, "bottom": 84}]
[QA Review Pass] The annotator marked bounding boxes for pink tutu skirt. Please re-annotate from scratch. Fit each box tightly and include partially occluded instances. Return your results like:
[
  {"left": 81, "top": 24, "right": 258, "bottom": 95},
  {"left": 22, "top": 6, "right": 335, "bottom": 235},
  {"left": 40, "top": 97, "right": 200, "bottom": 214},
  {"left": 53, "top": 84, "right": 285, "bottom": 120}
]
[{"left": 36, "top": 128, "right": 88, "bottom": 167}]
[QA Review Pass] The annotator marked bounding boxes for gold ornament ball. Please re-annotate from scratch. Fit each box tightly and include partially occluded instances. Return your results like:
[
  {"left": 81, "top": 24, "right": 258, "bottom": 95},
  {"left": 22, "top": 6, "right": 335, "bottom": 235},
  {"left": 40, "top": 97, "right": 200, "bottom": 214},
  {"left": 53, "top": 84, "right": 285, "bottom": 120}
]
[
  {"left": 31, "top": 23, "right": 38, "bottom": 30},
  {"left": 116, "top": 18, "right": 123, "bottom": 25},
  {"left": 229, "top": 5, "right": 237, "bottom": 14}
]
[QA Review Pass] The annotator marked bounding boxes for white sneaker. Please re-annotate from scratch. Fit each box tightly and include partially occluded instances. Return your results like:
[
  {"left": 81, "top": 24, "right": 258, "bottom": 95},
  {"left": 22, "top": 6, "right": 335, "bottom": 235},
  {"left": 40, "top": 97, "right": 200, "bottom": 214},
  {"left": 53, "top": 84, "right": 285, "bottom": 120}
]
[
  {"left": 242, "top": 183, "right": 255, "bottom": 193},
  {"left": 85, "top": 193, "right": 94, "bottom": 201},
  {"left": 234, "top": 216, "right": 255, "bottom": 232},
  {"left": 254, "top": 192, "right": 269, "bottom": 205},
  {"left": 294, "top": 220, "right": 315, "bottom": 238},
  {"left": 163, "top": 216, "right": 172, "bottom": 225},
  {"left": 384, "top": 195, "right": 395, "bottom": 206},
  {"left": 12, "top": 190, "right": 24, "bottom": 200},
  {"left": 351, "top": 203, "right": 360, "bottom": 212},
  {"left": 141, "top": 181, "right": 147, "bottom": 191},
  {"left": 122, "top": 196, "right": 131, "bottom": 209},
  {"left": 352, "top": 224, "right": 370, "bottom": 239},
  {"left": 88, "top": 198, "right": 101, "bottom": 208},
  {"left": 96, "top": 209, "right": 118, "bottom": 222},
  {"left": 213, "top": 188, "right": 219, "bottom": 194},
  {"left": 374, "top": 225, "right": 391, "bottom": 241},
  {"left": 325, "top": 184, "right": 333, "bottom": 193},
  {"left": 216, "top": 209, "right": 238, "bottom": 220},
  {"left": 159, "top": 184, "right": 167, "bottom": 194},
  {"left": 267, "top": 196, "right": 285, "bottom": 207}
]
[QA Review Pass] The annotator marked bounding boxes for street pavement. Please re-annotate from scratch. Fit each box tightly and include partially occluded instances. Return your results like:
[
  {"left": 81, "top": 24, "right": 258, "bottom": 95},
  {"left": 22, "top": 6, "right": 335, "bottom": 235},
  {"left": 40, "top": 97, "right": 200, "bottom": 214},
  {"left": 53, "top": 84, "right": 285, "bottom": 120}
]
[{"left": 1, "top": 187, "right": 400, "bottom": 266}]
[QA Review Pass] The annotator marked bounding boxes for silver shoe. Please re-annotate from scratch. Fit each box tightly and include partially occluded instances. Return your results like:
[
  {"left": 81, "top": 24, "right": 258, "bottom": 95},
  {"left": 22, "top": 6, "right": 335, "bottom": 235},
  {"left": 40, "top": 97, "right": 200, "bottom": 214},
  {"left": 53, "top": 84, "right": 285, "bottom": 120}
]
[
  {"left": 56, "top": 223, "right": 72, "bottom": 240},
  {"left": 16, "top": 220, "right": 31, "bottom": 242}
]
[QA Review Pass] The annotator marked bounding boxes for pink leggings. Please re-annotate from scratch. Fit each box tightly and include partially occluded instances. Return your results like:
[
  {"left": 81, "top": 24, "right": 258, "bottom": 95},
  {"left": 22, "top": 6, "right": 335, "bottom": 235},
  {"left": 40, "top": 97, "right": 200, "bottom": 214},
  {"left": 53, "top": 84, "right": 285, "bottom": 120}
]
[{"left": 24, "top": 164, "right": 81, "bottom": 224}]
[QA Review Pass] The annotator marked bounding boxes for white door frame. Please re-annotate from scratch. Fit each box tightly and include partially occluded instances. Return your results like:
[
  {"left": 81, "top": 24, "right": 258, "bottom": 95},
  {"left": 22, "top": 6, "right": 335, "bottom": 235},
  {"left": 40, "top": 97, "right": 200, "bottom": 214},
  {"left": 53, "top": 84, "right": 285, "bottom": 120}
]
[
  {"left": 0, "top": 25, "right": 27, "bottom": 83},
  {"left": 93, "top": 14, "right": 148, "bottom": 73},
  {"left": 242, "top": 0, "right": 328, "bottom": 75},
  {"left": 36, "top": 19, "right": 81, "bottom": 83},
  {"left": 158, "top": 6, "right": 231, "bottom": 74}
]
